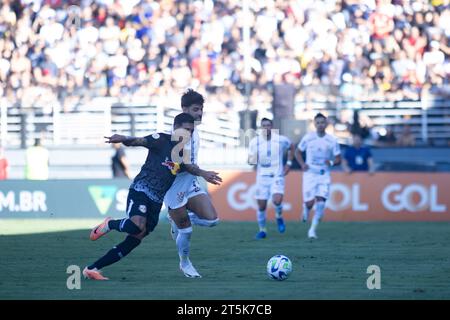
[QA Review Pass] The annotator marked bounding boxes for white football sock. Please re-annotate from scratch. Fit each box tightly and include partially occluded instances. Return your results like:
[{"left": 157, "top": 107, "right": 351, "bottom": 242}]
[
  {"left": 311, "top": 201, "right": 325, "bottom": 231},
  {"left": 274, "top": 204, "right": 283, "bottom": 218},
  {"left": 176, "top": 226, "right": 193, "bottom": 267},
  {"left": 257, "top": 209, "right": 267, "bottom": 232}
]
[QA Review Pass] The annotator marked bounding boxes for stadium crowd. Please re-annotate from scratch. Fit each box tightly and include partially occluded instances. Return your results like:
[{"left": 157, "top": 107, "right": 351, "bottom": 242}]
[{"left": 0, "top": 0, "right": 449, "bottom": 114}]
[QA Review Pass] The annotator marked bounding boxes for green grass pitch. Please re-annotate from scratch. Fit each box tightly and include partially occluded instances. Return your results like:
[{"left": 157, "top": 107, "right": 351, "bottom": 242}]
[{"left": 1, "top": 219, "right": 449, "bottom": 299}]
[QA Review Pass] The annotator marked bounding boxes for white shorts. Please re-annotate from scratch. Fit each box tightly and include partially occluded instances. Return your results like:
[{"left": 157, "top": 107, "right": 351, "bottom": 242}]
[
  {"left": 255, "top": 175, "right": 285, "bottom": 200},
  {"left": 302, "top": 172, "right": 331, "bottom": 202},
  {"left": 164, "top": 174, "right": 206, "bottom": 209}
]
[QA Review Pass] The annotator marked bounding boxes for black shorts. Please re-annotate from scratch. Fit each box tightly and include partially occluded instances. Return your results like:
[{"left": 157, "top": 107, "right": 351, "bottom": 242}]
[{"left": 126, "top": 189, "right": 162, "bottom": 234}]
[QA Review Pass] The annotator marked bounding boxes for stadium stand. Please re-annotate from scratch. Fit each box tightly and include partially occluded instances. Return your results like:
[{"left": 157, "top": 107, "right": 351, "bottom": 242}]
[{"left": 0, "top": 0, "right": 449, "bottom": 178}]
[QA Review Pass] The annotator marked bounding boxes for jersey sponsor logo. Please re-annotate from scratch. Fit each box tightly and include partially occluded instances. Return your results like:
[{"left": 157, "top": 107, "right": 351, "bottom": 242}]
[
  {"left": 88, "top": 186, "right": 117, "bottom": 215},
  {"left": 161, "top": 157, "right": 181, "bottom": 175}
]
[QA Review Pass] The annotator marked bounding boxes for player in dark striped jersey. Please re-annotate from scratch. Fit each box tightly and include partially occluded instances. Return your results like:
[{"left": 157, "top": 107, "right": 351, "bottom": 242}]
[{"left": 83, "top": 113, "right": 221, "bottom": 280}]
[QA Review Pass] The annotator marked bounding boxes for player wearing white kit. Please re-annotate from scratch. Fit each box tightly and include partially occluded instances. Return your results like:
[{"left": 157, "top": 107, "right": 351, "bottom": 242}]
[
  {"left": 295, "top": 113, "right": 341, "bottom": 239},
  {"left": 164, "top": 89, "right": 222, "bottom": 278},
  {"left": 248, "top": 118, "right": 295, "bottom": 239}
]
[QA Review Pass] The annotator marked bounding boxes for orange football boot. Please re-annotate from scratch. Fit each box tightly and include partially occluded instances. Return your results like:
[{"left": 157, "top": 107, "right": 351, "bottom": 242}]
[
  {"left": 90, "top": 217, "right": 112, "bottom": 241},
  {"left": 83, "top": 267, "right": 109, "bottom": 280}
]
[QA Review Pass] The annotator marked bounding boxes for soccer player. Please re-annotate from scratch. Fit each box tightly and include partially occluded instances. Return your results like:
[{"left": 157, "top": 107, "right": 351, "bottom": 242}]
[
  {"left": 295, "top": 113, "right": 341, "bottom": 239},
  {"left": 82, "top": 113, "right": 221, "bottom": 280},
  {"left": 248, "top": 118, "right": 295, "bottom": 239},
  {"left": 164, "top": 89, "right": 222, "bottom": 278}
]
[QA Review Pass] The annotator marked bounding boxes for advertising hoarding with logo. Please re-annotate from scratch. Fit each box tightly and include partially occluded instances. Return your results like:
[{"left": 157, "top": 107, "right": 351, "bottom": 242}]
[
  {"left": 208, "top": 171, "right": 449, "bottom": 221},
  {"left": 0, "top": 180, "right": 130, "bottom": 218},
  {"left": 0, "top": 172, "right": 448, "bottom": 220}
]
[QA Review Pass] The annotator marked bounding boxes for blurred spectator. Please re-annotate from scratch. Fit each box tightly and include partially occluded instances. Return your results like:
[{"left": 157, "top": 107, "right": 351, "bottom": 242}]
[
  {"left": 377, "top": 127, "right": 397, "bottom": 147},
  {"left": 272, "top": 72, "right": 297, "bottom": 130},
  {"left": 368, "top": 0, "right": 394, "bottom": 41},
  {"left": 348, "top": 110, "right": 371, "bottom": 141},
  {"left": 0, "top": 0, "right": 448, "bottom": 114},
  {"left": 397, "top": 125, "right": 416, "bottom": 146},
  {"left": 191, "top": 48, "right": 213, "bottom": 86},
  {"left": 342, "top": 134, "right": 375, "bottom": 174},
  {"left": 0, "top": 147, "right": 8, "bottom": 180},
  {"left": 25, "top": 138, "right": 49, "bottom": 180},
  {"left": 112, "top": 143, "right": 131, "bottom": 179}
]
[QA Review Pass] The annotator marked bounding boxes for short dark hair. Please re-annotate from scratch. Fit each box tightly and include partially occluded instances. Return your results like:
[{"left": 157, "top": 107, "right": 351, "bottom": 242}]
[
  {"left": 181, "top": 89, "right": 204, "bottom": 108},
  {"left": 173, "top": 112, "right": 195, "bottom": 127},
  {"left": 314, "top": 113, "right": 327, "bottom": 120},
  {"left": 261, "top": 118, "right": 273, "bottom": 125}
]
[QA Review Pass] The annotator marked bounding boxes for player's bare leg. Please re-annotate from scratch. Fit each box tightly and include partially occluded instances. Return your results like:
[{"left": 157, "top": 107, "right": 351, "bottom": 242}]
[
  {"left": 186, "top": 194, "right": 219, "bottom": 227},
  {"left": 308, "top": 197, "right": 326, "bottom": 239},
  {"left": 272, "top": 193, "right": 285, "bottom": 233},
  {"left": 129, "top": 215, "right": 149, "bottom": 239},
  {"left": 84, "top": 215, "right": 146, "bottom": 280},
  {"left": 169, "top": 206, "right": 201, "bottom": 278}
]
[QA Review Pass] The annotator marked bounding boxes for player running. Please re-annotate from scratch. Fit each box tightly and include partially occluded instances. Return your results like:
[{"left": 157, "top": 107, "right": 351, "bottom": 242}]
[
  {"left": 83, "top": 113, "right": 221, "bottom": 280},
  {"left": 164, "top": 89, "right": 221, "bottom": 278},
  {"left": 295, "top": 113, "right": 341, "bottom": 239},
  {"left": 248, "top": 118, "right": 295, "bottom": 239}
]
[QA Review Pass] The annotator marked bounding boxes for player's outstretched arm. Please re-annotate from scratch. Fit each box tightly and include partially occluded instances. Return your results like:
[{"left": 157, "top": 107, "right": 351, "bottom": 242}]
[
  {"left": 184, "top": 164, "right": 222, "bottom": 185},
  {"left": 105, "top": 134, "right": 149, "bottom": 147}
]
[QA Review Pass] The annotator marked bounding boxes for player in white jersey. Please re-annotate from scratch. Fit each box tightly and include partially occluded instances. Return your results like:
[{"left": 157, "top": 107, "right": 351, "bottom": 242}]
[
  {"left": 295, "top": 113, "right": 341, "bottom": 239},
  {"left": 248, "top": 118, "right": 295, "bottom": 239},
  {"left": 164, "top": 89, "right": 222, "bottom": 278}
]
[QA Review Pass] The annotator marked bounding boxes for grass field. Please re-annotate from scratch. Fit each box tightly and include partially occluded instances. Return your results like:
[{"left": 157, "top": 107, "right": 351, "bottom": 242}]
[{"left": 1, "top": 219, "right": 449, "bottom": 300}]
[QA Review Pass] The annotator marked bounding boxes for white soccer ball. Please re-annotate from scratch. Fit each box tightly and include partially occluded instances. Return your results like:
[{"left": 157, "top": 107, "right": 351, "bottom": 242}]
[{"left": 267, "top": 255, "right": 292, "bottom": 281}]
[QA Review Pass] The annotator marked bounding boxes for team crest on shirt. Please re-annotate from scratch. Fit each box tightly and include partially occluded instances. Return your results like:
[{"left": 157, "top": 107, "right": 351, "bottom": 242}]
[
  {"left": 162, "top": 157, "right": 181, "bottom": 175},
  {"left": 139, "top": 205, "right": 147, "bottom": 213},
  {"left": 177, "top": 192, "right": 185, "bottom": 203}
]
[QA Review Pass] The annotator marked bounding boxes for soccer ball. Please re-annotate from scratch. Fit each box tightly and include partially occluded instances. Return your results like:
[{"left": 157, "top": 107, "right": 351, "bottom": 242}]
[{"left": 266, "top": 255, "right": 292, "bottom": 281}]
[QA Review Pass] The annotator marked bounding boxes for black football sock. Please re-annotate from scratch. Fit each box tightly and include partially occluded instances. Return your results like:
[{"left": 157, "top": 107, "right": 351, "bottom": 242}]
[
  {"left": 88, "top": 236, "right": 141, "bottom": 270},
  {"left": 108, "top": 218, "right": 141, "bottom": 235}
]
